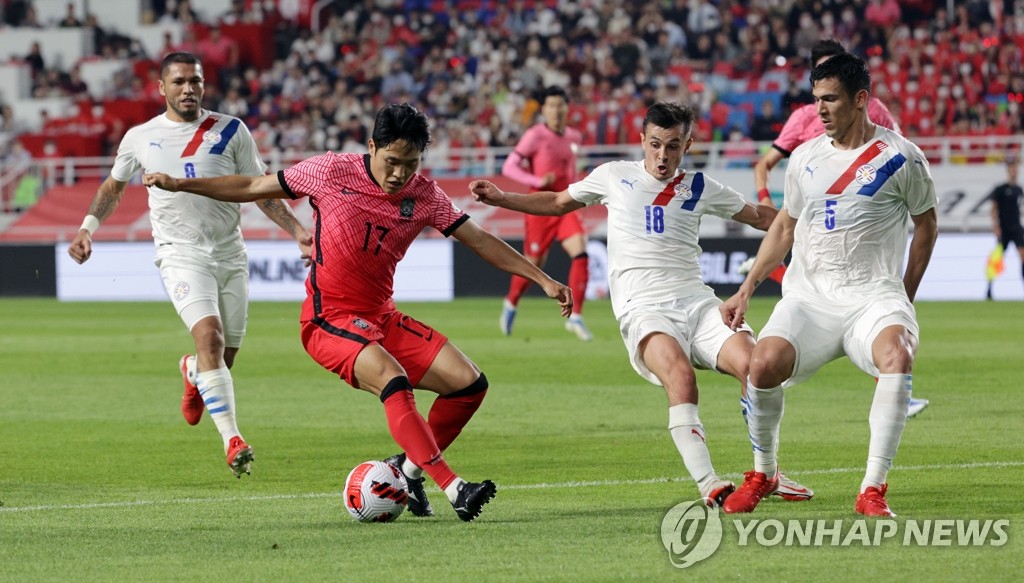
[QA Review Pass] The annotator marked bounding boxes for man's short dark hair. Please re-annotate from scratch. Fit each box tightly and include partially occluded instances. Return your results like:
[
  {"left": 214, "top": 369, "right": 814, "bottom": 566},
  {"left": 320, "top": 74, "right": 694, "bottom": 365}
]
[
  {"left": 372, "top": 103, "right": 433, "bottom": 152},
  {"left": 810, "top": 52, "right": 871, "bottom": 98},
  {"left": 642, "top": 102, "right": 695, "bottom": 135},
  {"left": 539, "top": 85, "right": 569, "bottom": 104},
  {"left": 160, "top": 52, "right": 201, "bottom": 77},
  {"left": 810, "top": 39, "right": 847, "bottom": 68}
]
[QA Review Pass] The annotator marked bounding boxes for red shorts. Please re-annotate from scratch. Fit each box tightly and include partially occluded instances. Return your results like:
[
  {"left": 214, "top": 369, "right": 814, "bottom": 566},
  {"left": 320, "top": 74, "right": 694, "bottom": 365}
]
[
  {"left": 523, "top": 212, "right": 585, "bottom": 257},
  {"left": 301, "top": 309, "right": 448, "bottom": 387}
]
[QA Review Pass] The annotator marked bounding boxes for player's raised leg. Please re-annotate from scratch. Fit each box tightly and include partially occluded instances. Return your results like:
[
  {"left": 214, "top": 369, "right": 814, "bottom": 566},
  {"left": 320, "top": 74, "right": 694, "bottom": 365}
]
[{"left": 642, "top": 332, "right": 733, "bottom": 507}]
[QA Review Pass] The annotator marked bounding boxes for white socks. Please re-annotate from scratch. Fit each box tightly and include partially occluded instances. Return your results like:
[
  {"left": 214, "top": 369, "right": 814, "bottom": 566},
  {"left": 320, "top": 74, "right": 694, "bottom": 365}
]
[
  {"left": 196, "top": 367, "right": 241, "bottom": 450},
  {"left": 402, "top": 457, "right": 424, "bottom": 480},
  {"left": 861, "top": 374, "right": 911, "bottom": 492},
  {"left": 745, "top": 381, "right": 784, "bottom": 477},
  {"left": 444, "top": 478, "right": 466, "bottom": 503},
  {"left": 668, "top": 403, "right": 719, "bottom": 492}
]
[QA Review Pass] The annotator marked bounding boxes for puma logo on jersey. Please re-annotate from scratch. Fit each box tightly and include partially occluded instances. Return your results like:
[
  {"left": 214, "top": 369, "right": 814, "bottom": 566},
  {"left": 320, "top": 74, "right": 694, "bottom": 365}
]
[
  {"left": 620, "top": 178, "right": 638, "bottom": 190},
  {"left": 149, "top": 140, "right": 163, "bottom": 149},
  {"left": 804, "top": 165, "right": 816, "bottom": 178}
]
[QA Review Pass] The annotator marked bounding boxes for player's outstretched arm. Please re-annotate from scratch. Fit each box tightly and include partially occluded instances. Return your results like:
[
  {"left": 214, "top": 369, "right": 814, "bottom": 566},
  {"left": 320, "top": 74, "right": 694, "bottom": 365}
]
[
  {"left": 904, "top": 208, "right": 937, "bottom": 302},
  {"left": 470, "top": 180, "right": 584, "bottom": 217},
  {"left": 731, "top": 201, "right": 779, "bottom": 231},
  {"left": 452, "top": 218, "right": 573, "bottom": 317},
  {"left": 142, "top": 172, "right": 286, "bottom": 202},
  {"left": 720, "top": 209, "right": 796, "bottom": 330},
  {"left": 68, "top": 176, "right": 128, "bottom": 264}
]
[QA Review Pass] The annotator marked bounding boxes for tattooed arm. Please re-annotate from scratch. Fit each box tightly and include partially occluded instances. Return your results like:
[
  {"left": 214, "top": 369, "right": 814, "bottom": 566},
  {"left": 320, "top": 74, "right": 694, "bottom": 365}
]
[
  {"left": 255, "top": 198, "right": 313, "bottom": 266},
  {"left": 67, "top": 176, "right": 128, "bottom": 264}
]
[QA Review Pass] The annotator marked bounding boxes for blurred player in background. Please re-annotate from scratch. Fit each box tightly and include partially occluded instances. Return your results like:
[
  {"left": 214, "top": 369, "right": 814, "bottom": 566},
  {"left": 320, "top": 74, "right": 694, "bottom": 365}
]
[
  {"left": 67, "top": 52, "right": 311, "bottom": 478},
  {"left": 500, "top": 86, "right": 593, "bottom": 341},
  {"left": 720, "top": 53, "right": 938, "bottom": 517},
  {"left": 749, "top": 39, "right": 928, "bottom": 418},
  {"left": 144, "top": 103, "right": 573, "bottom": 522},
  {"left": 986, "top": 156, "right": 1024, "bottom": 299},
  {"left": 754, "top": 39, "right": 901, "bottom": 210},
  {"left": 472, "top": 102, "right": 816, "bottom": 508}
]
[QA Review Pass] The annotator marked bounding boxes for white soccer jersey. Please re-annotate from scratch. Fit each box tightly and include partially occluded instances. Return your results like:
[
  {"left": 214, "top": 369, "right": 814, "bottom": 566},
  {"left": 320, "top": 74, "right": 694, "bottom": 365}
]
[
  {"left": 783, "top": 125, "right": 937, "bottom": 303},
  {"left": 110, "top": 110, "right": 266, "bottom": 258},
  {"left": 568, "top": 160, "right": 747, "bottom": 318}
]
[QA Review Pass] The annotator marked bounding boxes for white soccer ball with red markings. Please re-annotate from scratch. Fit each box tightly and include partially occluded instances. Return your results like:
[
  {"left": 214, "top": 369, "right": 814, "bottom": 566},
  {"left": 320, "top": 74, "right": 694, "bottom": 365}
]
[{"left": 344, "top": 460, "right": 409, "bottom": 523}]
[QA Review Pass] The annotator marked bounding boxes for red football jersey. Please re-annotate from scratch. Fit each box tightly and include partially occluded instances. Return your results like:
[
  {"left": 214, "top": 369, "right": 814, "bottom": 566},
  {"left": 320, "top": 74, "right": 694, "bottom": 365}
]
[{"left": 278, "top": 152, "right": 468, "bottom": 319}]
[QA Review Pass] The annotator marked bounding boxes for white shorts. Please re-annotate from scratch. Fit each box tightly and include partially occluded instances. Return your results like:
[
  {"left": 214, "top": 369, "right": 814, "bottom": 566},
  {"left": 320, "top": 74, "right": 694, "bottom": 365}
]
[
  {"left": 619, "top": 294, "right": 754, "bottom": 386},
  {"left": 759, "top": 292, "right": 919, "bottom": 387},
  {"left": 155, "top": 250, "right": 249, "bottom": 347}
]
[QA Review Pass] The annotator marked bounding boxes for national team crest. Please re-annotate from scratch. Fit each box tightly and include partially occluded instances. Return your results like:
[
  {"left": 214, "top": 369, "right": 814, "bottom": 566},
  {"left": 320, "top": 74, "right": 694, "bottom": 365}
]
[
  {"left": 400, "top": 198, "right": 415, "bottom": 218},
  {"left": 675, "top": 183, "right": 692, "bottom": 199},
  {"left": 855, "top": 164, "right": 877, "bottom": 185},
  {"left": 202, "top": 130, "right": 222, "bottom": 145},
  {"left": 173, "top": 282, "right": 190, "bottom": 301},
  {"left": 352, "top": 318, "right": 370, "bottom": 330}
]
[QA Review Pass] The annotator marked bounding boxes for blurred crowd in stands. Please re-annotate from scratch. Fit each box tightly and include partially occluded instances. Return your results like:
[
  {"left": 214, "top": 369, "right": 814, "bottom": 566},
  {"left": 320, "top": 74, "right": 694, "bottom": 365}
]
[{"left": 0, "top": 0, "right": 1021, "bottom": 168}]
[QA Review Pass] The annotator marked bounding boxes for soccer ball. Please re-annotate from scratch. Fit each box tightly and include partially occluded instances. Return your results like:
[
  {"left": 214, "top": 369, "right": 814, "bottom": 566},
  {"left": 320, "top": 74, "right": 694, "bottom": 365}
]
[{"left": 344, "top": 460, "right": 409, "bottom": 523}]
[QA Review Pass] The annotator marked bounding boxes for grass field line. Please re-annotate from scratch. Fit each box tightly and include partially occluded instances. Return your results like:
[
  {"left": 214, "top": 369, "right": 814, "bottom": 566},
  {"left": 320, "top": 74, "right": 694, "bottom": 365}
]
[{"left": 2, "top": 460, "right": 1021, "bottom": 514}]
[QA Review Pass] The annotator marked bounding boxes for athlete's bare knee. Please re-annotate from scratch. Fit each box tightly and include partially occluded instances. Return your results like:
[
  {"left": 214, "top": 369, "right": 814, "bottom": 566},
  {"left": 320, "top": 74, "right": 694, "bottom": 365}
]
[
  {"left": 664, "top": 377, "right": 698, "bottom": 406},
  {"left": 749, "top": 341, "right": 793, "bottom": 388},
  {"left": 875, "top": 343, "right": 914, "bottom": 374},
  {"left": 873, "top": 328, "right": 916, "bottom": 374},
  {"left": 190, "top": 319, "right": 225, "bottom": 364},
  {"left": 718, "top": 334, "right": 753, "bottom": 382}
]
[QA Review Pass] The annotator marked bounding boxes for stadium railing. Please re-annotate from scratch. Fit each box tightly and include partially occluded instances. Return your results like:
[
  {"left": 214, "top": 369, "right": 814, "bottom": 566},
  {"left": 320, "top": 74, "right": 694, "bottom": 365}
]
[{"left": 2, "top": 135, "right": 1021, "bottom": 216}]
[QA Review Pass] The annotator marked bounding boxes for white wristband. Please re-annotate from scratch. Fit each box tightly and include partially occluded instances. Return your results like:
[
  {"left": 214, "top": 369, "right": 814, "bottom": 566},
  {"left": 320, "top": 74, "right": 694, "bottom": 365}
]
[{"left": 80, "top": 215, "right": 100, "bottom": 235}]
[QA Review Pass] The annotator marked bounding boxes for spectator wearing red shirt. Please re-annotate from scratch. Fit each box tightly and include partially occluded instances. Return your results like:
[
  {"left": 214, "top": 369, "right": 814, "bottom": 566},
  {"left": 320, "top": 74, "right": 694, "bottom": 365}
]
[{"left": 865, "top": 0, "right": 901, "bottom": 29}]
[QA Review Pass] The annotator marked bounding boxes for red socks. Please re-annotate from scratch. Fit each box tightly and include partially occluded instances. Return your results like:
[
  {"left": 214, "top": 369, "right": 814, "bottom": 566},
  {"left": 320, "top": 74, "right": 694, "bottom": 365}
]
[
  {"left": 507, "top": 274, "right": 530, "bottom": 305},
  {"left": 381, "top": 379, "right": 457, "bottom": 490},
  {"left": 568, "top": 253, "right": 589, "bottom": 315},
  {"left": 429, "top": 378, "right": 488, "bottom": 451},
  {"left": 509, "top": 253, "right": 589, "bottom": 314}
]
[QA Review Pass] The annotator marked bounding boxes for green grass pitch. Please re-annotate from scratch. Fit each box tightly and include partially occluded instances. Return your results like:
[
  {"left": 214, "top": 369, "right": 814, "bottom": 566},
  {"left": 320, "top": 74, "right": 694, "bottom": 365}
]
[{"left": 0, "top": 297, "right": 1021, "bottom": 581}]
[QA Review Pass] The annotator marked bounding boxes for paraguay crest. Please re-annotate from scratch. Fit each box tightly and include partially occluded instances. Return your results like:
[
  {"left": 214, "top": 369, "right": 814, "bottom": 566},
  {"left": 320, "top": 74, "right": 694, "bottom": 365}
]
[
  {"left": 173, "top": 281, "right": 190, "bottom": 301},
  {"left": 400, "top": 198, "right": 415, "bottom": 218},
  {"left": 855, "top": 164, "right": 877, "bottom": 185},
  {"left": 675, "top": 182, "right": 693, "bottom": 201}
]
